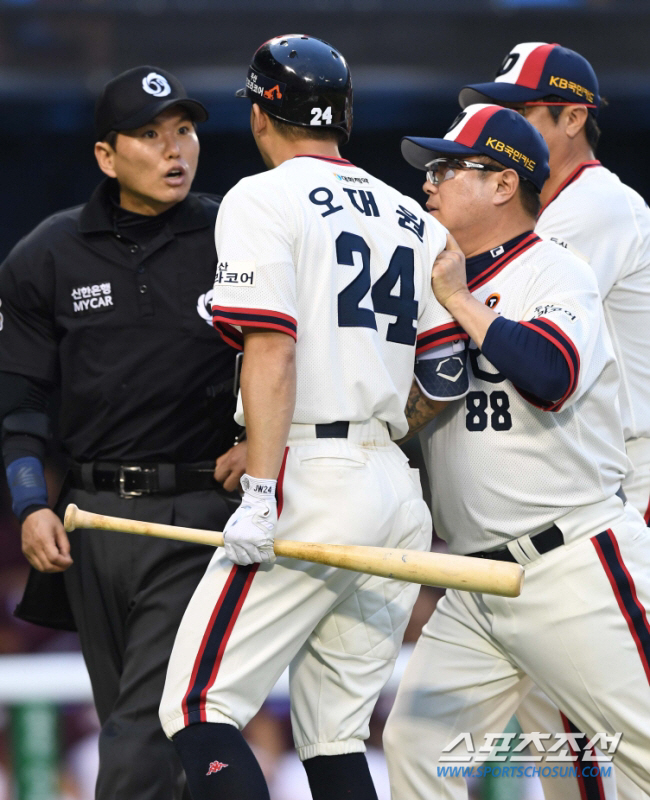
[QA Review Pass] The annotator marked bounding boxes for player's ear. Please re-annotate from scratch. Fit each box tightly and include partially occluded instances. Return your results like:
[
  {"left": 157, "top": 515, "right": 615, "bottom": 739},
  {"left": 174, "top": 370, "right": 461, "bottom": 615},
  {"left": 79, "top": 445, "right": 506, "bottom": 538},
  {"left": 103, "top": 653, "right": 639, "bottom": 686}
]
[
  {"left": 564, "top": 105, "right": 589, "bottom": 141},
  {"left": 94, "top": 140, "right": 118, "bottom": 179},
  {"left": 250, "top": 103, "right": 269, "bottom": 137},
  {"left": 493, "top": 168, "right": 519, "bottom": 207}
]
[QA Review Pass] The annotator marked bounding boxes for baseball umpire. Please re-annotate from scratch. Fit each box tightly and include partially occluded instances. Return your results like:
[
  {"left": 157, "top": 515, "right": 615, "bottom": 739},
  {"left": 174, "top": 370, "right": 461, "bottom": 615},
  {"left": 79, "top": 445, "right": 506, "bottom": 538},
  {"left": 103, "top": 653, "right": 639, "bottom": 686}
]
[
  {"left": 460, "top": 43, "right": 650, "bottom": 800},
  {"left": 159, "top": 34, "right": 469, "bottom": 800},
  {"left": 0, "top": 66, "right": 245, "bottom": 799},
  {"left": 383, "top": 104, "right": 650, "bottom": 796}
]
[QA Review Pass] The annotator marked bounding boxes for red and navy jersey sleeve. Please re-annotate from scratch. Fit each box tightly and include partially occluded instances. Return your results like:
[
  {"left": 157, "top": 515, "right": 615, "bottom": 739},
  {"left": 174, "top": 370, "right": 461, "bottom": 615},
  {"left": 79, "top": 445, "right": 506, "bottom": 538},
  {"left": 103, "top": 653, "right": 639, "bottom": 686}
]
[
  {"left": 481, "top": 315, "right": 574, "bottom": 411},
  {"left": 517, "top": 243, "right": 605, "bottom": 411},
  {"left": 212, "top": 177, "right": 298, "bottom": 350},
  {"left": 518, "top": 317, "right": 579, "bottom": 410},
  {"left": 416, "top": 320, "right": 468, "bottom": 357}
]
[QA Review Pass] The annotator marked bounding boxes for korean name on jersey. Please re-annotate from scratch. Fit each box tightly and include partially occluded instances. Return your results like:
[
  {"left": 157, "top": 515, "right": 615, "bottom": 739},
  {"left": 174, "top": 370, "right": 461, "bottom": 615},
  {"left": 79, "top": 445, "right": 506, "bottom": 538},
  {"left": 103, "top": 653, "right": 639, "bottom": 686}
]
[{"left": 211, "top": 156, "right": 468, "bottom": 440}]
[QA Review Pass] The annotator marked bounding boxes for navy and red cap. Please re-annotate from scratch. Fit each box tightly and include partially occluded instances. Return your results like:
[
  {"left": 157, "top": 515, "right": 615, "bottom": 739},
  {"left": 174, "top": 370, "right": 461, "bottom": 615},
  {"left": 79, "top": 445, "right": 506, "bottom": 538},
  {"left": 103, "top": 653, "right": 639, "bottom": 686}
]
[
  {"left": 95, "top": 66, "right": 208, "bottom": 141},
  {"left": 459, "top": 43, "right": 600, "bottom": 115},
  {"left": 402, "top": 103, "right": 550, "bottom": 192}
]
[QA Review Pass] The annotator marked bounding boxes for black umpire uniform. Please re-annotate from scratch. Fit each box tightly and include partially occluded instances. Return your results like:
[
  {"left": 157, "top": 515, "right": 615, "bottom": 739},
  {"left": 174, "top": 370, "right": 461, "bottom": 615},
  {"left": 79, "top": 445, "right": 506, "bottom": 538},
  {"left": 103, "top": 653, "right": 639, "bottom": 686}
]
[{"left": 0, "top": 67, "right": 240, "bottom": 799}]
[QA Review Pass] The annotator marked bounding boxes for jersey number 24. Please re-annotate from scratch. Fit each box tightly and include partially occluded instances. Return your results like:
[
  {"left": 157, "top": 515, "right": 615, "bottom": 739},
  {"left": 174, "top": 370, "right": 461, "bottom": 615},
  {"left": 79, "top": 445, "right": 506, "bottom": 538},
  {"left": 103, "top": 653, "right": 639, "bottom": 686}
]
[{"left": 336, "top": 231, "right": 417, "bottom": 345}]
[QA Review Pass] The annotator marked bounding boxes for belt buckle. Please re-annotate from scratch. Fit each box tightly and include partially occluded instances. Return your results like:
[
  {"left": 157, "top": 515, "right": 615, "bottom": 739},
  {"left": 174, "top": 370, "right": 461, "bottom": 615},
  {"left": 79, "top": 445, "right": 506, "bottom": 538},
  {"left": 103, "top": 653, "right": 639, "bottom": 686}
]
[{"left": 119, "top": 465, "right": 144, "bottom": 498}]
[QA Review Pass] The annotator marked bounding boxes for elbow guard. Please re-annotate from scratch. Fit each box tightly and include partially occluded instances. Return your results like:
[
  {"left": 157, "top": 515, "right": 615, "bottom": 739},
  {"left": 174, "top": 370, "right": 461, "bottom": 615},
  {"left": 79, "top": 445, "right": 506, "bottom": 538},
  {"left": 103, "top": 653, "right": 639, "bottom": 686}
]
[{"left": 415, "top": 340, "right": 469, "bottom": 401}]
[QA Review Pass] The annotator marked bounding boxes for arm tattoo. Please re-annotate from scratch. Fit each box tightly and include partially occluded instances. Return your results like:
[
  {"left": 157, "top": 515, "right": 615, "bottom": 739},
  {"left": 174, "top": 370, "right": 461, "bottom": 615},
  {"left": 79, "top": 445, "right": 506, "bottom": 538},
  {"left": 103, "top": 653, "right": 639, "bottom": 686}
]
[{"left": 398, "top": 380, "right": 446, "bottom": 444}]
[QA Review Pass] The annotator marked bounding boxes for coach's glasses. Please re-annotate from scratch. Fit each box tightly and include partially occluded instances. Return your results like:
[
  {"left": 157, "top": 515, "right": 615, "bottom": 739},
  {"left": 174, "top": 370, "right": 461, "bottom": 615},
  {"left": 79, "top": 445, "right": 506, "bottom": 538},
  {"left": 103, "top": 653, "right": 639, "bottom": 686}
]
[{"left": 425, "top": 157, "right": 505, "bottom": 186}]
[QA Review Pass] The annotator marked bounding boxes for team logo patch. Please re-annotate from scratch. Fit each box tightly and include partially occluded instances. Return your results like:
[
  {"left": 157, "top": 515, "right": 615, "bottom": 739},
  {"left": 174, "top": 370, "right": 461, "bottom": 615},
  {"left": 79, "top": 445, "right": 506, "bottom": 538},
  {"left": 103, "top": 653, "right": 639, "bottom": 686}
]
[
  {"left": 70, "top": 282, "right": 114, "bottom": 315},
  {"left": 206, "top": 761, "right": 229, "bottom": 776},
  {"left": 446, "top": 111, "right": 466, "bottom": 134},
  {"left": 142, "top": 72, "right": 171, "bottom": 97},
  {"left": 496, "top": 52, "right": 519, "bottom": 77},
  {"left": 197, "top": 289, "right": 215, "bottom": 327},
  {"left": 485, "top": 293, "right": 500, "bottom": 309},
  {"left": 214, "top": 262, "right": 256, "bottom": 288}
]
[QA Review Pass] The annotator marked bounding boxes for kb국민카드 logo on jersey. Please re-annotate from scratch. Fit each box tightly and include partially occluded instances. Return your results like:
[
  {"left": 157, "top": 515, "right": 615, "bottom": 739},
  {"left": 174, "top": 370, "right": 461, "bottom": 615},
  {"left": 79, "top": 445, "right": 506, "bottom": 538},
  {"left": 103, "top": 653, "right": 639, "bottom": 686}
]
[
  {"left": 71, "top": 283, "right": 114, "bottom": 315},
  {"left": 142, "top": 72, "right": 171, "bottom": 97}
]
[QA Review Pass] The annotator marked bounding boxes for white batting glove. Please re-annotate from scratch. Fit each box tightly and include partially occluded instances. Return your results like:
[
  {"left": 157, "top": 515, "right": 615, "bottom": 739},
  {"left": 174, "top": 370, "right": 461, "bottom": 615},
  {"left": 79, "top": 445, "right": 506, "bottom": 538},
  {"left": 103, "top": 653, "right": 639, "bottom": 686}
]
[{"left": 223, "top": 474, "right": 277, "bottom": 566}]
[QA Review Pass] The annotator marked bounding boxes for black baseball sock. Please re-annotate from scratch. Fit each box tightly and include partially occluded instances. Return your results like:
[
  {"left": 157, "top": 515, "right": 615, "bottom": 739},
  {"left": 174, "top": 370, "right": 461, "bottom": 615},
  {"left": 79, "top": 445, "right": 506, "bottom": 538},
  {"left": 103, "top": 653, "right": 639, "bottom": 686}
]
[
  {"left": 303, "top": 753, "right": 379, "bottom": 800},
  {"left": 173, "top": 722, "right": 270, "bottom": 800}
]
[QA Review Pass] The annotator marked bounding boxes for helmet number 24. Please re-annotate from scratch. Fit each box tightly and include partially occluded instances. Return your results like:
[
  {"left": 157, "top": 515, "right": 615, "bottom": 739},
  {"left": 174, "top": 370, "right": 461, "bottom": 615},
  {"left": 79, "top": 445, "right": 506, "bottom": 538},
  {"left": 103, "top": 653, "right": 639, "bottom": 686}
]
[{"left": 311, "top": 107, "right": 333, "bottom": 125}]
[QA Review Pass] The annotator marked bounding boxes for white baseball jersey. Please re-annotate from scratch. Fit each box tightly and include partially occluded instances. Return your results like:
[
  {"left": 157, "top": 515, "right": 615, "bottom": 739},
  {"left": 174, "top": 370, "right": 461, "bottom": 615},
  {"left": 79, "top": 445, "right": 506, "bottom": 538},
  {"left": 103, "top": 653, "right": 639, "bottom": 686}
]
[
  {"left": 536, "top": 162, "right": 650, "bottom": 442},
  {"left": 422, "top": 234, "right": 629, "bottom": 553},
  {"left": 516, "top": 164, "right": 650, "bottom": 800},
  {"left": 212, "top": 155, "right": 468, "bottom": 440}
]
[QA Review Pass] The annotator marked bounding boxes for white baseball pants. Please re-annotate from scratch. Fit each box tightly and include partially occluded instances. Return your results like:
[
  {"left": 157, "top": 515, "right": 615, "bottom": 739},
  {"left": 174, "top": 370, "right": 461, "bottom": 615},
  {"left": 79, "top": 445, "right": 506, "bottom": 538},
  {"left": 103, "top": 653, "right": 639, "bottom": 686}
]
[
  {"left": 516, "top": 683, "right": 648, "bottom": 800},
  {"left": 160, "top": 419, "right": 431, "bottom": 760},
  {"left": 384, "top": 501, "right": 650, "bottom": 798},
  {"left": 514, "top": 435, "right": 650, "bottom": 800}
]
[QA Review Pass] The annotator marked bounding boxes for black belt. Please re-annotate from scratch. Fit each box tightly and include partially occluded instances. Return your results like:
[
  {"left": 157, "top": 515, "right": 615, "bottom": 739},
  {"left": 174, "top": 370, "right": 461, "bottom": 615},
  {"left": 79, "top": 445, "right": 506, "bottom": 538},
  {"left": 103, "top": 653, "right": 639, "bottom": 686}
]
[
  {"left": 315, "top": 421, "right": 350, "bottom": 438},
  {"left": 469, "top": 486, "right": 627, "bottom": 562},
  {"left": 469, "top": 524, "right": 564, "bottom": 562},
  {"left": 69, "top": 461, "right": 221, "bottom": 498}
]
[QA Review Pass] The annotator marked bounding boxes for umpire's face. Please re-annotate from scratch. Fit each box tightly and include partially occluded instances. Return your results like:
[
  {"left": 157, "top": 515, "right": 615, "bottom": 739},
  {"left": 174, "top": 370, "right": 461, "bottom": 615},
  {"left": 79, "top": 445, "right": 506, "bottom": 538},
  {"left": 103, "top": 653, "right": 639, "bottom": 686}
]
[{"left": 95, "top": 106, "right": 199, "bottom": 215}]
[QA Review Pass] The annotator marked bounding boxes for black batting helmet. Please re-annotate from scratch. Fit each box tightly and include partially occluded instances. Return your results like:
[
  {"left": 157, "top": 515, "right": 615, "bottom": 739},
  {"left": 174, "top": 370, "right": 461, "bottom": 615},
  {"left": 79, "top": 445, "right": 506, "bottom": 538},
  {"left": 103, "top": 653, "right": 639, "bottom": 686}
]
[{"left": 236, "top": 34, "right": 353, "bottom": 143}]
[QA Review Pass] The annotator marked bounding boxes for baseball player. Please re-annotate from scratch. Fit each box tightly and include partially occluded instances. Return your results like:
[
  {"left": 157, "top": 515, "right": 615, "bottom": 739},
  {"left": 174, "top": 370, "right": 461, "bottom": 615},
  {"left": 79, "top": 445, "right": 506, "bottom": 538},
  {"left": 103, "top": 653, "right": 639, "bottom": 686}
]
[
  {"left": 382, "top": 103, "right": 650, "bottom": 798},
  {"left": 460, "top": 43, "right": 650, "bottom": 800},
  {"left": 159, "top": 35, "right": 469, "bottom": 800}
]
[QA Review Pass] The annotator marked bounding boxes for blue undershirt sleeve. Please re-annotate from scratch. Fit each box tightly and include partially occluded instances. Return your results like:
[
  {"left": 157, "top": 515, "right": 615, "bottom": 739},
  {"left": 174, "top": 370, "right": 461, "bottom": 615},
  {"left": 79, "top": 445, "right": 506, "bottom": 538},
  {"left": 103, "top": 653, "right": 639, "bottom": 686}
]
[{"left": 481, "top": 316, "right": 571, "bottom": 403}]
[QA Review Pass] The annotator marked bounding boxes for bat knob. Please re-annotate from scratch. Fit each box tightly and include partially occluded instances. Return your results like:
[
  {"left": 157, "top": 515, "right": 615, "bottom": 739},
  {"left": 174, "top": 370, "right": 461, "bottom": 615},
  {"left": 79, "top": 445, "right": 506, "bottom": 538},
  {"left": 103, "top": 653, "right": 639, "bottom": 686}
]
[{"left": 64, "top": 503, "right": 78, "bottom": 532}]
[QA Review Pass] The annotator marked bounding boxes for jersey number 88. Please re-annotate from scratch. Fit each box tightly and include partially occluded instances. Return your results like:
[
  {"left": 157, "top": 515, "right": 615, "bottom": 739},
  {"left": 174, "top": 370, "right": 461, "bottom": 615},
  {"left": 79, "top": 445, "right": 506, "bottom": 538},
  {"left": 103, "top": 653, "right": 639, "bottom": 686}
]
[{"left": 466, "top": 390, "right": 512, "bottom": 431}]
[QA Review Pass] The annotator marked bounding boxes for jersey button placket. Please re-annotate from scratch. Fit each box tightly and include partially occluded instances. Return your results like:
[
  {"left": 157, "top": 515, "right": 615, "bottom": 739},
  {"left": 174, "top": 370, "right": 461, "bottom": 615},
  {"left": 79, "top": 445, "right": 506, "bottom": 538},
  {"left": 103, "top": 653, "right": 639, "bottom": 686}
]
[{"left": 135, "top": 259, "right": 154, "bottom": 316}]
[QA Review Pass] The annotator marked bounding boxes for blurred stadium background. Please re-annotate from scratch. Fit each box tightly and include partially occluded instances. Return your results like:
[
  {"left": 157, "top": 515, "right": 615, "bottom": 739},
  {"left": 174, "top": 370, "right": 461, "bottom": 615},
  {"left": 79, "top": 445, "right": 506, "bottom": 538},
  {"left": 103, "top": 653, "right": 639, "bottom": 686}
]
[{"left": 0, "top": 1, "right": 647, "bottom": 798}]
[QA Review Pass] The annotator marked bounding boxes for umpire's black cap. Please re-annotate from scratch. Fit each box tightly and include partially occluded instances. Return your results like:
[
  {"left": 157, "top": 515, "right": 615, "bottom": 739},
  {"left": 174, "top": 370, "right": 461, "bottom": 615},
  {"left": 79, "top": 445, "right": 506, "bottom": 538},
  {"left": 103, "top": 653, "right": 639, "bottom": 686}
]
[{"left": 95, "top": 66, "right": 208, "bottom": 141}]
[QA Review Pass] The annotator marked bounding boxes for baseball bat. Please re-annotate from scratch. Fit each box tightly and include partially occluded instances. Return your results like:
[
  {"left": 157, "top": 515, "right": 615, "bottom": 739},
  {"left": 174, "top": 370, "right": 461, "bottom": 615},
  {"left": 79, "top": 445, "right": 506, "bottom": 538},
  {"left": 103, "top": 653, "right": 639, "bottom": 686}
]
[{"left": 63, "top": 504, "right": 524, "bottom": 598}]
